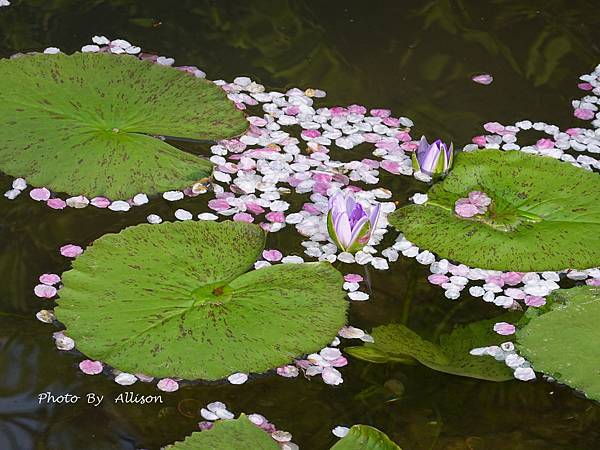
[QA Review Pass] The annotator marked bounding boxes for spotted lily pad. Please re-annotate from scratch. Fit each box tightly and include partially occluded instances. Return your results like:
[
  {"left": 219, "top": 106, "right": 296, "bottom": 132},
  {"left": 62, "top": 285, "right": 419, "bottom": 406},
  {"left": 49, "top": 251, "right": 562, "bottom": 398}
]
[
  {"left": 55, "top": 221, "right": 347, "bottom": 380},
  {"left": 0, "top": 52, "right": 248, "bottom": 199},
  {"left": 389, "top": 150, "right": 600, "bottom": 271},
  {"left": 331, "top": 425, "right": 402, "bottom": 450},
  {"left": 516, "top": 286, "right": 600, "bottom": 400},
  {"left": 165, "top": 415, "right": 279, "bottom": 450},
  {"left": 346, "top": 317, "right": 514, "bottom": 381}
]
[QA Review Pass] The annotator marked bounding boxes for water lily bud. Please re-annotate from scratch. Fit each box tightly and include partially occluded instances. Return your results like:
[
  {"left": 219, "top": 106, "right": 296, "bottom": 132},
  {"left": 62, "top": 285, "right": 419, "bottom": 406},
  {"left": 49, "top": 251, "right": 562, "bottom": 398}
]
[{"left": 412, "top": 136, "right": 454, "bottom": 177}]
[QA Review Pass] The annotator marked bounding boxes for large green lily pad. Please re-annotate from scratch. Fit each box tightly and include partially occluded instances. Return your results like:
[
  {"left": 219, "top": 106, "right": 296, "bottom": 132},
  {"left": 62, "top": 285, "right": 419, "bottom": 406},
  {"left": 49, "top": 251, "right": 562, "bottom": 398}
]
[
  {"left": 516, "top": 286, "right": 600, "bottom": 400},
  {"left": 389, "top": 150, "right": 600, "bottom": 271},
  {"left": 346, "top": 316, "right": 515, "bottom": 381},
  {"left": 331, "top": 425, "right": 402, "bottom": 450},
  {"left": 165, "top": 415, "right": 279, "bottom": 450},
  {"left": 55, "top": 221, "right": 347, "bottom": 380},
  {"left": 0, "top": 52, "right": 248, "bottom": 198}
]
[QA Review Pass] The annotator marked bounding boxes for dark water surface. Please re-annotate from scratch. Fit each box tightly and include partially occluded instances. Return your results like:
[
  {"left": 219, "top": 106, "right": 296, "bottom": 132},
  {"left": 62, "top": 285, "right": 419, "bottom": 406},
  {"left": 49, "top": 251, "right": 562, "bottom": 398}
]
[{"left": 1, "top": 1, "right": 600, "bottom": 449}]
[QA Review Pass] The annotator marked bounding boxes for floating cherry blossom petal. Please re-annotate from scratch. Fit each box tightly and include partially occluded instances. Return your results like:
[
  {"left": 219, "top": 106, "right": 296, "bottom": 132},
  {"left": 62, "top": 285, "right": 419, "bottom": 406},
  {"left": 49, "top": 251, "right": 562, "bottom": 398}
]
[
  {"left": 262, "top": 249, "right": 283, "bottom": 262},
  {"left": 472, "top": 73, "right": 494, "bottom": 85},
  {"left": 47, "top": 198, "right": 67, "bottom": 209},
  {"left": 39, "top": 273, "right": 61, "bottom": 285},
  {"left": 30, "top": 187, "right": 51, "bottom": 201},
  {"left": 60, "top": 244, "right": 83, "bottom": 258},
  {"left": 34, "top": 284, "right": 57, "bottom": 299},
  {"left": 157, "top": 378, "right": 179, "bottom": 392},
  {"left": 227, "top": 372, "right": 249, "bottom": 384},
  {"left": 493, "top": 322, "right": 516, "bottom": 335},
  {"left": 79, "top": 360, "right": 103, "bottom": 375}
]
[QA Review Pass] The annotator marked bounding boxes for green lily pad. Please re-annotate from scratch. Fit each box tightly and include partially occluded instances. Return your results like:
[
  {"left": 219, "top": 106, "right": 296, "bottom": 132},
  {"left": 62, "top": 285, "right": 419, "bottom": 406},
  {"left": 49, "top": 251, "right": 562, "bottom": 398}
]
[
  {"left": 389, "top": 149, "right": 600, "bottom": 271},
  {"left": 516, "top": 286, "right": 600, "bottom": 400},
  {"left": 346, "top": 317, "right": 515, "bottom": 381},
  {"left": 0, "top": 52, "right": 248, "bottom": 199},
  {"left": 330, "top": 425, "right": 402, "bottom": 450},
  {"left": 165, "top": 415, "right": 279, "bottom": 450},
  {"left": 55, "top": 221, "right": 347, "bottom": 380}
]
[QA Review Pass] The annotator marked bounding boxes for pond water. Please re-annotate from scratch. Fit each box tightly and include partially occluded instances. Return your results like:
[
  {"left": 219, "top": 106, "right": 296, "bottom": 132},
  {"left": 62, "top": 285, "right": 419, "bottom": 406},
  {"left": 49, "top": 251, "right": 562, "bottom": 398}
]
[{"left": 1, "top": 0, "right": 600, "bottom": 449}]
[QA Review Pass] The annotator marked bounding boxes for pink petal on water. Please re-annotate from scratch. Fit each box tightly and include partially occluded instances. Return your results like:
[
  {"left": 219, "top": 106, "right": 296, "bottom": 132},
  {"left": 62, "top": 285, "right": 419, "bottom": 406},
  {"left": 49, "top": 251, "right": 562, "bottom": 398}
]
[
  {"left": 370, "top": 108, "right": 391, "bottom": 118},
  {"left": 79, "top": 360, "right": 103, "bottom": 375},
  {"left": 262, "top": 249, "right": 283, "bottom": 262},
  {"left": 60, "top": 244, "right": 83, "bottom": 258},
  {"left": 34, "top": 284, "right": 57, "bottom": 298},
  {"left": 524, "top": 295, "right": 546, "bottom": 307},
  {"left": 472, "top": 135, "right": 487, "bottom": 146},
  {"left": 486, "top": 275, "right": 505, "bottom": 287},
  {"left": 344, "top": 273, "right": 363, "bottom": 283},
  {"left": 536, "top": 138, "right": 554, "bottom": 149},
  {"left": 198, "top": 421, "right": 214, "bottom": 431},
  {"left": 265, "top": 212, "right": 285, "bottom": 223},
  {"left": 502, "top": 272, "right": 524, "bottom": 285},
  {"left": 39, "top": 273, "right": 61, "bottom": 285},
  {"left": 276, "top": 365, "right": 299, "bottom": 378},
  {"left": 483, "top": 122, "right": 505, "bottom": 133},
  {"left": 428, "top": 274, "right": 449, "bottom": 285},
  {"left": 574, "top": 108, "right": 595, "bottom": 120},
  {"left": 472, "top": 73, "right": 494, "bottom": 85},
  {"left": 157, "top": 378, "right": 179, "bottom": 392},
  {"left": 380, "top": 160, "right": 401, "bottom": 175},
  {"left": 586, "top": 278, "right": 600, "bottom": 286},
  {"left": 493, "top": 322, "right": 516, "bottom": 335},
  {"left": 90, "top": 196, "right": 111, "bottom": 208},
  {"left": 233, "top": 212, "right": 254, "bottom": 223},
  {"left": 30, "top": 187, "right": 51, "bottom": 201},
  {"left": 578, "top": 82, "right": 593, "bottom": 91},
  {"left": 47, "top": 198, "right": 67, "bottom": 209}
]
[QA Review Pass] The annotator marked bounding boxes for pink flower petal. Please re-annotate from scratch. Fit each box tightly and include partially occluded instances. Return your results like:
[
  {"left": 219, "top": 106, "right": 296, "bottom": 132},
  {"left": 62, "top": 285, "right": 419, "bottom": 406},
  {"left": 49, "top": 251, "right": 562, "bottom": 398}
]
[
  {"left": 472, "top": 135, "right": 487, "bottom": 146},
  {"left": 428, "top": 274, "right": 449, "bottom": 285},
  {"left": 574, "top": 108, "right": 595, "bottom": 120},
  {"left": 344, "top": 273, "right": 363, "bottom": 283},
  {"left": 493, "top": 322, "right": 516, "bottom": 335},
  {"left": 502, "top": 272, "right": 524, "bottom": 285},
  {"left": 524, "top": 295, "right": 546, "bottom": 307},
  {"left": 233, "top": 212, "right": 254, "bottom": 223},
  {"left": 536, "top": 138, "right": 554, "bottom": 149},
  {"left": 34, "top": 284, "right": 57, "bottom": 298},
  {"left": 47, "top": 198, "right": 67, "bottom": 209},
  {"left": 60, "top": 244, "right": 83, "bottom": 258},
  {"left": 265, "top": 211, "right": 285, "bottom": 223},
  {"left": 30, "top": 187, "right": 51, "bottom": 201},
  {"left": 262, "top": 249, "right": 283, "bottom": 262},
  {"left": 90, "top": 197, "right": 111, "bottom": 208},
  {"left": 79, "top": 360, "right": 103, "bottom": 375},
  {"left": 157, "top": 378, "right": 179, "bottom": 392},
  {"left": 472, "top": 73, "right": 494, "bottom": 85},
  {"left": 483, "top": 122, "right": 505, "bottom": 134},
  {"left": 578, "top": 82, "right": 593, "bottom": 91},
  {"left": 39, "top": 273, "right": 61, "bottom": 285}
]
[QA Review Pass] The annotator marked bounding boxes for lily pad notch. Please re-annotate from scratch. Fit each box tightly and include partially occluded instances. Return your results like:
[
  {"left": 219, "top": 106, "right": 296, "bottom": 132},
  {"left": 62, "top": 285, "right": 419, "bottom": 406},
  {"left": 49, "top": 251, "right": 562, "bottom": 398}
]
[
  {"left": 389, "top": 149, "right": 600, "bottom": 272},
  {"left": 54, "top": 220, "right": 348, "bottom": 381},
  {"left": 0, "top": 52, "right": 249, "bottom": 199}
]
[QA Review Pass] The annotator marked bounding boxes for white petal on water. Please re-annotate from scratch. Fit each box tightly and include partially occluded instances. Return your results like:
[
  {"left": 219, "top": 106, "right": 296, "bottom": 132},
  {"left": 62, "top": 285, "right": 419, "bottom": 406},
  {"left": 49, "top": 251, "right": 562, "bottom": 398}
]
[
  {"left": 108, "top": 200, "right": 130, "bottom": 212},
  {"left": 174, "top": 209, "right": 193, "bottom": 221},
  {"left": 332, "top": 426, "right": 350, "bottom": 438},
  {"left": 163, "top": 190, "right": 184, "bottom": 201},
  {"left": 348, "top": 291, "right": 369, "bottom": 301},
  {"left": 114, "top": 373, "right": 137, "bottom": 386},
  {"left": 227, "top": 372, "right": 248, "bottom": 384},
  {"left": 147, "top": 214, "right": 162, "bottom": 224}
]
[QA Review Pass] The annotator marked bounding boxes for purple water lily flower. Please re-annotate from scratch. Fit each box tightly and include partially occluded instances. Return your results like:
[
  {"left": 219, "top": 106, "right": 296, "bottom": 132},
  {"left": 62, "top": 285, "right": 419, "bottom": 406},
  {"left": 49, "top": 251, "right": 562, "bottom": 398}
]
[
  {"left": 327, "top": 192, "right": 380, "bottom": 253},
  {"left": 412, "top": 136, "right": 454, "bottom": 177}
]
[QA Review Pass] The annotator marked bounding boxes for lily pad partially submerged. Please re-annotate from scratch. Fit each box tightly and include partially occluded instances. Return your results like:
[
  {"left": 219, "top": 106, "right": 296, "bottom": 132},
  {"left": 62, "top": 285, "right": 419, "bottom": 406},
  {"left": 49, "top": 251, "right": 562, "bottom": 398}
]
[
  {"left": 346, "top": 317, "right": 515, "bottom": 381},
  {"left": 0, "top": 52, "right": 248, "bottom": 198},
  {"left": 389, "top": 150, "right": 600, "bottom": 271},
  {"left": 331, "top": 425, "right": 402, "bottom": 450},
  {"left": 165, "top": 415, "right": 280, "bottom": 450},
  {"left": 55, "top": 221, "right": 347, "bottom": 380},
  {"left": 516, "top": 286, "right": 600, "bottom": 400}
]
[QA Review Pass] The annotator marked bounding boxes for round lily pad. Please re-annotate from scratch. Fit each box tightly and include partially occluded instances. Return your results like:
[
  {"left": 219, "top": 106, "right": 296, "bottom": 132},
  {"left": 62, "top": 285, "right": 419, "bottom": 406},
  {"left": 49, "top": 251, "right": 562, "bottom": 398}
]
[
  {"left": 55, "top": 221, "right": 347, "bottom": 380},
  {"left": 331, "top": 425, "right": 402, "bottom": 450},
  {"left": 389, "top": 150, "right": 600, "bottom": 271},
  {"left": 0, "top": 52, "right": 248, "bottom": 199},
  {"left": 165, "top": 415, "right": 279, "bottom": 450},
  {"left": 516, "top": 286, "right": 600, "bottom": 400}
]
